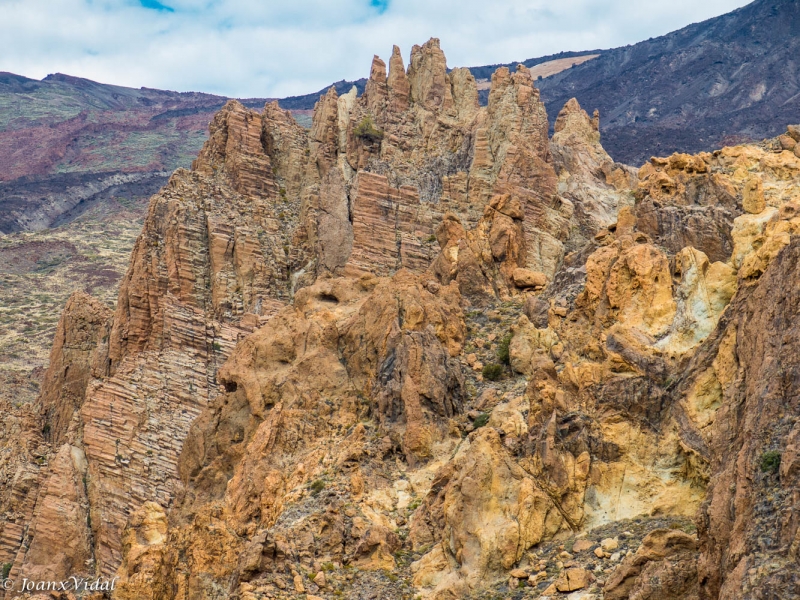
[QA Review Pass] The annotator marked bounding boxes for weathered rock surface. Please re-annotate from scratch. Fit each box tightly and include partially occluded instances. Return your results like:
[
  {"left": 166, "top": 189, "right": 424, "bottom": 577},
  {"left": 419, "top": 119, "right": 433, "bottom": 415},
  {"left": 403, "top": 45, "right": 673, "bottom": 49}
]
[
  {"left": 605, "top": 529, "right": 699, "bottom": 600},
  {"left": 5, "top": 38, "right": 800, "bottom": 600},
  {"left": 118, "top": 271, "right": 465, "bottom": 598},
  {"left": 81, "top": 99, "right": 314, "bottom": 573},
  {"left": 39, "top": 291, "right": 112, "bottom": 446},
  {"left": 0, "top": 291, "right": 109, "bottom": 586},
  {"left": 688, "top": 235, "right": 800, "bottom": 599}
]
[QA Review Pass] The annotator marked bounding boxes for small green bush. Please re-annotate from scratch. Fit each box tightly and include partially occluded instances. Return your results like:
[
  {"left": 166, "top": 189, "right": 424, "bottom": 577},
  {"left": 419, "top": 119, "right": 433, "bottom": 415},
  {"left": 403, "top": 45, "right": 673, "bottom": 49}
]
[
  {"left": 760, "top": 450, "right": 781, "bottom": 474},
  {"left": 482, "top": 363, "right": 504, "bottom": 381},
  {"left": 473, "top": 412, "right": 490, "bottom": 429},
  {"left": 1, "top": 563, "right": 11, "bottom": 579},
  {"left": 309, "top": 479, "right": 326, "bottom": 495},
  {"left": 354, "top": 115, "right": 384, "bottom": 143},
  {"left": 496, "top": 332, "right": 513, "bottom": 365}
]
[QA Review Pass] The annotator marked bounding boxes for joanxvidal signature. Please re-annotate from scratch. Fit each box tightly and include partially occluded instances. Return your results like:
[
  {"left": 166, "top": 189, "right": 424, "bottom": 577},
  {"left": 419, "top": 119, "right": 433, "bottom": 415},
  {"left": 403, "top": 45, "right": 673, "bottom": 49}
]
[{"left": 2, "top": 575, "right": 119, "bottom": 593}]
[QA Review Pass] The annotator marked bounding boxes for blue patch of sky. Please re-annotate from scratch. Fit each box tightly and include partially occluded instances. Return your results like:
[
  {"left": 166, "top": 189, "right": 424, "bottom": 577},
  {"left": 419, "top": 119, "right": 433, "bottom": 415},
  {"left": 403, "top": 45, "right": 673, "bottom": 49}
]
[
  {"left": 140, "top": 0, "right": 174, "bottom": 12},
  {"left": 370, "top": 0, "right": 389, "bottom": 14},
  {"left": 217, "top": 17, "right": 235, "bottom": 31}
]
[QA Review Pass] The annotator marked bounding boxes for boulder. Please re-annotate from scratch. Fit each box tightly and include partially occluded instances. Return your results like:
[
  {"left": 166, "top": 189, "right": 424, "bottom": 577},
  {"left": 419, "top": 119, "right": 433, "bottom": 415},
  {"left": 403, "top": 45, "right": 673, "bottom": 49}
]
[
  {"left": 512, "top": 268, "right": 547, "bottom": 288},
  {"left": 555, "top": 567, "right": 592, "bottom": 592}
]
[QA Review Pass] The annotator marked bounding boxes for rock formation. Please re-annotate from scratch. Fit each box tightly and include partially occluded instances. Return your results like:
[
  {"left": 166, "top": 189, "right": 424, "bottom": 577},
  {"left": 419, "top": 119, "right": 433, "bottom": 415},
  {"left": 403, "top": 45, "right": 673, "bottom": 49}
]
[{"left": 2, "top": 39, "right": 800, "bottom": 600}]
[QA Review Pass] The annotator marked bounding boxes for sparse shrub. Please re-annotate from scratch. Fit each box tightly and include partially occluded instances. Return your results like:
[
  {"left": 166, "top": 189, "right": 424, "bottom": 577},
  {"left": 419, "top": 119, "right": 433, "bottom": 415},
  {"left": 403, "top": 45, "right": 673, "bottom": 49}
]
[
  {"left": 212, "top": 341, "right": 222, "bottom": 351},
  {"left": 496, "top": 332, "right": 513, "bottom": 365},
  {"left": 760, "top": 450, "right": 781, "bottom": 474},
  {"left": 472, "top": 412, "right": 490, "bottom": 429},
  {"left": 309, "top": 479, "right": 326, "bottom": 495},
  {"left": 1, "top": 563, "right": 11, "bottom": 579},
  {"left": 353, "top": 115, "right": 384, "bottom": 143},
  {"left": 482, "top": 363, "right": 504, "bottom": 381}
]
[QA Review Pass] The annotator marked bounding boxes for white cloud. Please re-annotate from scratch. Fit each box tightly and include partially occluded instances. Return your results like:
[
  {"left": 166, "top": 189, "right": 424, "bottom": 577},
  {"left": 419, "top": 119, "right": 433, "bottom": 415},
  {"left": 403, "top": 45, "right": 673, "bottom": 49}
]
[{"left": 0, "top": 0, "right": 754, "bottom": 98}]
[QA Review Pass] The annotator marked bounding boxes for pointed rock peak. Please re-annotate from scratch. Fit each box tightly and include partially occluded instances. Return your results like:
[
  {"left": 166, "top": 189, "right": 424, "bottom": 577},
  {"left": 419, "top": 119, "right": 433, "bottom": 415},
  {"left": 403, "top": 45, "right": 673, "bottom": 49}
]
[
  {"left": 423, "top": 37, "right": 442, "bottom": 51},
  {"left": 220, "top": 98, "right": 246, "bottom": 112},
  {"left": 407, "top": 38, "right": 453, "bottom": 111},
  {"left": 370, "top": 55, "right": 387, "bottom": 83},
  {"left": 449, "top": 67, "right": 479, "bottom": 118},
  {"left": 555, "top": 98, "right": 583, "bottom": 125},
  {"left": 311, "top": 86, "right": 340, "bottom": 131},
  {"left": 310, "top": 85, "right": 340, "bottom": 140},
  {"left": 311, "top": 86, "right": 339, "bottom": 124},
  {"left": 554, "top": 98, "right": 597, "bottom": 138},
  {"left": 193, "top": 98, "right": 273, "bottom": 195},
  {"left": 489, "top": 66, "right": 511, "bottom": 89},
  {"left": 513, "top": 64, "right": 533, "bottom": 84},
  {"left": 387, "top": 44, "right": 410, "bottom": 111},
  {"left": 206, "top": 99, "right": 247, "bottom": 135},
  {"left": 364, "top": 55, "right": 389, "bottom": 112},
  {"left": 487, "top": 63, "right": 541, "bottom": 115},
  {"left": 388, "top": 45, "right": 407, "bottom": 81}
]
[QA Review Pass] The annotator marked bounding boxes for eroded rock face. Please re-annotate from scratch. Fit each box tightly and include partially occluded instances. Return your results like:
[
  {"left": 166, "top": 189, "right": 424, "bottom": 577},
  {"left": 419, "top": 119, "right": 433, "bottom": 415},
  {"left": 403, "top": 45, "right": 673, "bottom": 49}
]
[
  {"left": 410, "top": 426, "right": 562, "bottom": 593},
  {"left": 605, "top": 529, "right": 699, "bottom": 600},
  {"left": 9, "top": 39, "right": 800, "bottom": 600},
  {"left": 550, "top": 98, "right": 636, "bottom": 247},
  {"left": 120, "top": 271, "right": 466, "bottom": 598},
  {"left": 39, "top": 291, "right": 112, "bottom": 446},
  {"left": 83, "top": 110, "right": 313, "bottom": 571},
  {"left": 686, "top": 236, "right": 800, "bottom": 599},
  {"left": 0, "top": 291, "right": 109, "bottom": 585}
]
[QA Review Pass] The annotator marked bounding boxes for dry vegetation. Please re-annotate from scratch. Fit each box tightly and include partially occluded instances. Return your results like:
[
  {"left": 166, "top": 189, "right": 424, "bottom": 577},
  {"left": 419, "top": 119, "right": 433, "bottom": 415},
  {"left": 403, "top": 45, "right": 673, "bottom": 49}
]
[{"left": 0, "top": 198, "right": 146, "bottom": 405}]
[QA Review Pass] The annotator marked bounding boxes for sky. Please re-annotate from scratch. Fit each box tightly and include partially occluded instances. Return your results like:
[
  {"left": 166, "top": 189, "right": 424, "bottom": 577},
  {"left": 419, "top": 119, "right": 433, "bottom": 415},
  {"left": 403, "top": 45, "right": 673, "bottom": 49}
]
[{"left": 0, "top": 0, "right": 754, "bottom": 99}]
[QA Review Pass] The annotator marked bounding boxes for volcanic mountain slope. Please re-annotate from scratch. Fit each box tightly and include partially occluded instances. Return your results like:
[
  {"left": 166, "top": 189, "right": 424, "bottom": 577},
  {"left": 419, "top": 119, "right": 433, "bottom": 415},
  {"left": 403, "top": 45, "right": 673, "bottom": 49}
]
[
  {"left": 0, "top": 72, "right": 268, "bottom": 233},
  {"left": 2, "top": 38, "right": 800, "bottom": 600},
  {"left": 537, "top": 0, "right": 800, "bottom": 165}
]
